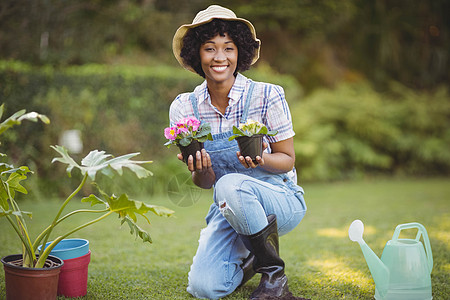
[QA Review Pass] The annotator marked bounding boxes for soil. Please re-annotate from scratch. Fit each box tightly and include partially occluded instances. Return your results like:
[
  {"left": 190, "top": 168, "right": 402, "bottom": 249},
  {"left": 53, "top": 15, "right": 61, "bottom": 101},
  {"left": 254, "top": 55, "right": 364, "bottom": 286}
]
[{"left": 7, "top": 258, "right": 58, "bottom": 268}]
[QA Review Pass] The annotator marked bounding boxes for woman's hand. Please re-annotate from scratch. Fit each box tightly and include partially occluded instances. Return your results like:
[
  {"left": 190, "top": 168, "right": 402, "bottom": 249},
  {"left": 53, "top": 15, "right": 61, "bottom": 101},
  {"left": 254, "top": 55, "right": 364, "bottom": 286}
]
[
  {"left": 177, "top": 148, "right": 212, "bottom": 172},
  {"left": 237, "top": 138, "right": 296, "bottom": 173},
  {"left": 178, "top": 149, "right": 215, "bottom": 189},
  {"left": 237, "top": 142, "right": 268, "bottom": 168}
]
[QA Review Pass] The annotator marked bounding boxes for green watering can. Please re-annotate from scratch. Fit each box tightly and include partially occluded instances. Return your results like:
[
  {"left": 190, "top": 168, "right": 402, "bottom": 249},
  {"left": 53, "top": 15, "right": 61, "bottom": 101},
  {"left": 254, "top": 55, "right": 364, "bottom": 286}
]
[{"left": 349, "top": 220, "right": 433, "bottom": 300}]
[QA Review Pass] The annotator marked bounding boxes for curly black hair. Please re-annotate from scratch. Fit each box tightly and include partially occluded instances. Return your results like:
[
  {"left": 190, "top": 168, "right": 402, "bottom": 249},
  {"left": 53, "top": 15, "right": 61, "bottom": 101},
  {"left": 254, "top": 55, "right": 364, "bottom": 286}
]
[{"left": 180, "top": 19, "right": 260, "bottom": 78}]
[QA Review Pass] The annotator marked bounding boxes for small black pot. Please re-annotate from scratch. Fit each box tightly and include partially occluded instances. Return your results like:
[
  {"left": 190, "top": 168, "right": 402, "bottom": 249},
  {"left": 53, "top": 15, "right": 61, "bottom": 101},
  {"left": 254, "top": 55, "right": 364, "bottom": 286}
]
[
  {"left": 236, "top": 134, "right": 264, "bottom": 164},
  {"left": 177, "top": 140, "right": 204, "bottom": 166}
]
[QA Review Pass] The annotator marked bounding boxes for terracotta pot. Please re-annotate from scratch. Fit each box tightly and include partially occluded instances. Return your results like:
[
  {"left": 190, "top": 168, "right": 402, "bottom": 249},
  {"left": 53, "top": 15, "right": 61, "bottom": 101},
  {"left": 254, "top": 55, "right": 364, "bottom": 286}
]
[
  {"left": 1, "top": 254, "right": 63, "bottom": 300},
  {"left": 177, "top": 140, "right": 204, "bottom": 166},
  {"left": 236, "top": 134, "right": 264, "bottom": 164}
]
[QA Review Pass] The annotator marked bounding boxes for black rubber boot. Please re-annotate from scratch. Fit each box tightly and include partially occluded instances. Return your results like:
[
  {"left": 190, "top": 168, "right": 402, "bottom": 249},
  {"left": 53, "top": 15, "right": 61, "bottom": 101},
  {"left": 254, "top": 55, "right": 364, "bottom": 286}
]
[
  {"left": 239, "top": 214, "right": 289, "bottom": 299},
  {"left": 239, "top": 253, "right": 256, "bottom": 288}
]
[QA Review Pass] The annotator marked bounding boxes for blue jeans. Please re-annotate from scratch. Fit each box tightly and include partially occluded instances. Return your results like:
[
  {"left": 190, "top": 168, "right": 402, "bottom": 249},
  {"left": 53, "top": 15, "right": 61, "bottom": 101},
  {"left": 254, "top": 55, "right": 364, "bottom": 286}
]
[
  {"left": 187, "top": 173, "right": 306, "bottom": 299},
  {"left": 186, "top": 87, "right": 306, "bottom": 299}
]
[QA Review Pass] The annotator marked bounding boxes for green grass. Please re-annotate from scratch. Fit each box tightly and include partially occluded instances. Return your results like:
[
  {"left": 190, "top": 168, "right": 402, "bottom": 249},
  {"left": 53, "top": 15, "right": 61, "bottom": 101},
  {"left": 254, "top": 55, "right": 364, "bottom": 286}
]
[{"left": 1, "top": 177, "right": 449, "bottom": 299}]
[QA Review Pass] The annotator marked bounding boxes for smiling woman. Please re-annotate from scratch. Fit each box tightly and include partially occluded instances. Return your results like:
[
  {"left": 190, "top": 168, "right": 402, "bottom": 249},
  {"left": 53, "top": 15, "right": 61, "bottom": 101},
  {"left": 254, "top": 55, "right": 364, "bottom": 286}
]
[
  {"left": 199, "top": 33, "right": 238, "bottom": 92},
  {"left": 168, "top": 5, "right": 308, "bottom": 300}
]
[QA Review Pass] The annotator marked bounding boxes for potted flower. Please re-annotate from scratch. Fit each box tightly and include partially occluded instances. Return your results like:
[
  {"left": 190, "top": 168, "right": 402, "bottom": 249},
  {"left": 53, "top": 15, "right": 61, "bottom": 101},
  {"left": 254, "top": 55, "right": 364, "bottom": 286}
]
[
  {"left": 228, "top": 119, "right": 278, "bottom": 164},
  {"left": 164, "top": 116, "right": 213, "bottom": 166},
  {"left": 0, "top": 105, "right": 174, "bottom": 300}
]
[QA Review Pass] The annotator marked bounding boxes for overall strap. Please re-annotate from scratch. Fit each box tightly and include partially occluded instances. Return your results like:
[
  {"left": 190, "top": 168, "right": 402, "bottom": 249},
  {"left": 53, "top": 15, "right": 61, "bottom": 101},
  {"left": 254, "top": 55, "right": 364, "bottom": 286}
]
[
  {"left": 189, "top": 92, "right": 201, "bottom": 121},
  {"left": 240, "top": 81, "right": 255, "bottom": 123}
]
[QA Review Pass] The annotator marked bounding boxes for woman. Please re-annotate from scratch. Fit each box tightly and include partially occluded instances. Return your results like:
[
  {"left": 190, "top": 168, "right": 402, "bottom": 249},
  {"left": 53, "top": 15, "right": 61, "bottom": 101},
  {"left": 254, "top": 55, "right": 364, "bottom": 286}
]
[{"left": 170, "top": 5, "right": 307, "bottom": 300}]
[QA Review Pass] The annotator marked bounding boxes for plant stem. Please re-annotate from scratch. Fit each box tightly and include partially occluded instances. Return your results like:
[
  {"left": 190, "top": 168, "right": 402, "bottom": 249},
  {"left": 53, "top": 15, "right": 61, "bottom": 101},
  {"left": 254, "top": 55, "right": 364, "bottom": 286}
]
[
  {"left": 33, "top": 208, "right": 109, "bottom": 251},
  {"left": 5, "top": 215, "right": 34, "bottom": 259},
  {"left": 35, "top": 211, "right": 113, "bottom": 268},
  {"left": 40, "top": 173, "right": 88, "bottom": 251}
]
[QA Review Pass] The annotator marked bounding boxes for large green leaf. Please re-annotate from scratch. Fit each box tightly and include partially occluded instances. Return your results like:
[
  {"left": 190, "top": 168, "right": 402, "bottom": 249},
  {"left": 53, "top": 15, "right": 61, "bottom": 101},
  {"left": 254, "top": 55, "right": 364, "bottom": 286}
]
[
  {"left": 0, "top": 166, "right": 32, "bottom": 210},
  {"left": 104, "top": 153, "right": 153, "bottom": 178},
  {"left": 51, "top": 145, "right": 80, "bottom": 177},
  {"left": 108, "top": 193, "right": 174, "bottom": 222},
  {"left": 51, "top": 145, "right": 153, "bottom": 180},
  {"left": 5, "top": 171, "right": 30, "bottom": 194},
  {"left": 121, "top": 216, "right": 152, "bottom": 243}
]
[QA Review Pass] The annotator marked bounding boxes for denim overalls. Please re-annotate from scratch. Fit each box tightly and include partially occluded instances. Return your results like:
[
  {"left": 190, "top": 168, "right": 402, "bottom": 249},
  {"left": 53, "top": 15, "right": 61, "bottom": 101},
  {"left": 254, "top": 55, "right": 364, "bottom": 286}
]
[{"left": 186, "top": 81, "right": 307, "bottom": 299}]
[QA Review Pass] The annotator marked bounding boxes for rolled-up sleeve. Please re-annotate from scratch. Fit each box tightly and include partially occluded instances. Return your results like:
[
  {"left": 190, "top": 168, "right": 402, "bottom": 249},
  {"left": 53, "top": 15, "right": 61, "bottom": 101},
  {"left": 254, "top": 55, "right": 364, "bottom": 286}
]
[
  {"left": 264, "top": 84, "right": 295, "bottom": 143},
  {"left": 169, "top": 93, "right": 188, "bottom": 126}
]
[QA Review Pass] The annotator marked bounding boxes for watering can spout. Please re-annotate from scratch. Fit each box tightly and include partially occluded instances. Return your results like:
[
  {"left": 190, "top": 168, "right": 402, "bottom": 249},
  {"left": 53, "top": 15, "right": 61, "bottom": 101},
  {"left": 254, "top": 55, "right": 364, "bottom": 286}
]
[
  {"left": 349, "top": 220, "right": 390, "bottom": 297},
  {"left": 359, "top": 239, "right": 390, "bottom": 296}
]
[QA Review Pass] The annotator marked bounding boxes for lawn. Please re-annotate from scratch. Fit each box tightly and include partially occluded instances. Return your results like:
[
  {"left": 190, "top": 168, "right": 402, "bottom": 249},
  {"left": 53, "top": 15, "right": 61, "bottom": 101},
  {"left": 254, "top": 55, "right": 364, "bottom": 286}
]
[{"left": 1, "top": 177, "right": 449, "bottom": 299}]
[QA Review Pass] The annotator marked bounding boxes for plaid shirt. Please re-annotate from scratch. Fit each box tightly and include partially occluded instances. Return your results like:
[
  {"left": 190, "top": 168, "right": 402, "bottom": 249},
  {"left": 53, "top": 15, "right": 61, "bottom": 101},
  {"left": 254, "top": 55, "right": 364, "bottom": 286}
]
[{"left": 169, "top": 73, "right": 295, "bottom": 143}]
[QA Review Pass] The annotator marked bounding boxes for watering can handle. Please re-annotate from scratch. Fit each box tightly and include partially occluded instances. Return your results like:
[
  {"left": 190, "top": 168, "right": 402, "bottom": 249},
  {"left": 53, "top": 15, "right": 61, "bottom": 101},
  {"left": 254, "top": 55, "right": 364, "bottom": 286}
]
[{"left": 392, "top": 222, "right": 433, "bottom": 273}]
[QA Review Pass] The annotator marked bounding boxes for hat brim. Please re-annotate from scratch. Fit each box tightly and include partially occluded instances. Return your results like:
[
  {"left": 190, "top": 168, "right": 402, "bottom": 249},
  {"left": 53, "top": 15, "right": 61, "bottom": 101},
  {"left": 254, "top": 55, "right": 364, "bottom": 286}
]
[{"left": 172, "top": 16, "right": 261, "bottom": 73}]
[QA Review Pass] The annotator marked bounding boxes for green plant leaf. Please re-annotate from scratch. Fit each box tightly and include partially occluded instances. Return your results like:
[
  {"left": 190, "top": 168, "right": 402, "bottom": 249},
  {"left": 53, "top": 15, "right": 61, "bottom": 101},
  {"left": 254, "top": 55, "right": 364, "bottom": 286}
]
[
  {"left": 121, "top": 216, "right": 152, "bottom": 243},
  {"left": 0, "top": 162, "right": 14, "bottom": 173},
  {"left": 108, "top": 193, "right": 174, "bottom": 222},
  {"left": 51, "top": 146, "right": 153, "bottom": 180},
  {"left": 267, "top": 130, "right": 278, "bottom": 136},
  {"left": 81, "top": 194, "right": 107, "bottom": 207},
  {"left": 5, "top": 172, "right": 28, "bottom": 195},
  {"left": 195, "top": 123, "right": 212, "bottom": 138},
  {"left": 179, "top": 136, "right": 192, "bottom": 147},
  {"left": 51, "top": 145, "right": 80, "bottom": 177},
  {"left": 0, "top": 106, "right": 49, "bottom": 136},
  {"left": 0, "top": 166, "right": 32, "bottom": 209},
  {"left": 164, "top": 140, "right": 174, "bottom": 148},
  {"left": 233, "top": 126, "right": 246, "bottom": 136},
  {"left": 229, "top": 126, "right": 249, "bottom": 141},
  {"left": 0, "top": 186, "right": 9, "bottom": 211},
  {"left": 0, "top": 109, "right": 25, "bottom": 135},
  {"left": 105, "top": 153, "right": 153, "bottom": 178},
  {"left": 256, "top": 127, "right": 268, "bottom": 135},
  {"left": 18, "top": 112, "right": 50, "bottom": 124}
]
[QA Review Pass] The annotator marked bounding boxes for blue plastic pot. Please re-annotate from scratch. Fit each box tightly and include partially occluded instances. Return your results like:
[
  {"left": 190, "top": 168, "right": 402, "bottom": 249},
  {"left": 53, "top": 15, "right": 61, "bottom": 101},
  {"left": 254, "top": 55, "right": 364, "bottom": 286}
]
[{"left": 38, "top": 238, "right": 89, "bottom": 260}]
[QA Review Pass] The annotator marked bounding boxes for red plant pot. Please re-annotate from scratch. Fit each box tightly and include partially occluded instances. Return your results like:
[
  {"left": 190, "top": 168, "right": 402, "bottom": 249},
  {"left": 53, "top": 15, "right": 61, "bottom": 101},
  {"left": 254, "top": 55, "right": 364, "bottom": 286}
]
[{"left": 57, "top": 250, "right": 91, "bottom": 298}]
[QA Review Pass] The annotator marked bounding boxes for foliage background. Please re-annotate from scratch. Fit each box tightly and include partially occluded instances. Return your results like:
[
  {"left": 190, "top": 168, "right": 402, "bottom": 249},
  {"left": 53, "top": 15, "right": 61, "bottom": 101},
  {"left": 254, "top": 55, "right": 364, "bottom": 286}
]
[{"left": 0, "top": 0, "right": 449, "bottom": 196}]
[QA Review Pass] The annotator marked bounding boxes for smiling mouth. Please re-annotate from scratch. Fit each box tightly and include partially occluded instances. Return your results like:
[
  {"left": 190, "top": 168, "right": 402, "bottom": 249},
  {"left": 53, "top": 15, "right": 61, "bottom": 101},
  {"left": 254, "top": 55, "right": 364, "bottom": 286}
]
[{"left": 211, "top": 66, "right": 228, "bottom": 72}]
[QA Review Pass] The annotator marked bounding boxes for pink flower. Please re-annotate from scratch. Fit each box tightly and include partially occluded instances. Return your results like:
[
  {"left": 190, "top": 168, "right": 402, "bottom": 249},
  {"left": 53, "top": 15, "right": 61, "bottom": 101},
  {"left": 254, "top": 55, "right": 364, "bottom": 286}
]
[
  {"left": 164, "top": 126, "right": 178, "bottom": 140},
  {"left": 187, "top": 117, "right": 201, "bottom": 131},
  {"left": 180, "top": 117, "right": 201, "bottom": 132},
  {"left": 176, "top": 123, "right": 189, "bottom": 133}
]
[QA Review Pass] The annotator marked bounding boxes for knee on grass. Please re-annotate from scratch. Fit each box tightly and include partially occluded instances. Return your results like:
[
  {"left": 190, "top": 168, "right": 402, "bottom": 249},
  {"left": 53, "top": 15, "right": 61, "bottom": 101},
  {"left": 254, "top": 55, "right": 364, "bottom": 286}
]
[{"left": 187, "top": 271, "right": 237, "bottom": 299}]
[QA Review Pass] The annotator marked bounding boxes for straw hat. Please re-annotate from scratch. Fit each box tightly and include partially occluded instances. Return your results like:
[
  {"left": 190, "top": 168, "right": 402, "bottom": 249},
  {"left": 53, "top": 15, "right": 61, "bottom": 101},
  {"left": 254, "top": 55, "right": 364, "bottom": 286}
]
[{"left": 172, "top": 5, "right": 261, "bottom": 73}]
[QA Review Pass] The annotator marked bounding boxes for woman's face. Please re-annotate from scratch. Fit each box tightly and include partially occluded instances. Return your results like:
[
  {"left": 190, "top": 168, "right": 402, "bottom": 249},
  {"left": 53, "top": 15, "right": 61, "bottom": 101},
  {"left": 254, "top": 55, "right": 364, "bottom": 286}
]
[{"left": 199, "top": 33, "right": 238, "bottom": 86}]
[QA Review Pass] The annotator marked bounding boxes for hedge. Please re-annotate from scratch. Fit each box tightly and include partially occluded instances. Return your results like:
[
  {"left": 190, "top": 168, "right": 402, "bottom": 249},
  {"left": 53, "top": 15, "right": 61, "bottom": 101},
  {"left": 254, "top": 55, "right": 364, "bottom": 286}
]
[
  {"left": 292, "top": 82, "right": 450, "bottom": 180},
  {"left": 0, "top": 60, "right": 302, "bottom": 195},
  {"left": 1, "top": 60, "right": 449, "bottom": 196}
]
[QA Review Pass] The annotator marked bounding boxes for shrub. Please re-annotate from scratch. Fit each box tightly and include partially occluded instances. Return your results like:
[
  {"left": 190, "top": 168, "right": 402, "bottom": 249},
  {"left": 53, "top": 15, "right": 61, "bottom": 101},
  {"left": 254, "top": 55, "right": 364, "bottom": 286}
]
[
  {"left": 291, "top": 82, "right": 450, "bottom": 180},
  {"left": 0, "top": 61, "right": 302, "bottom": 194}
]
